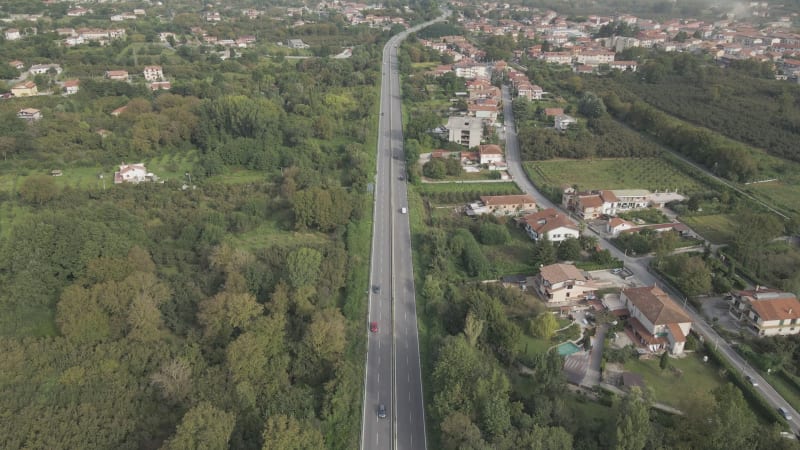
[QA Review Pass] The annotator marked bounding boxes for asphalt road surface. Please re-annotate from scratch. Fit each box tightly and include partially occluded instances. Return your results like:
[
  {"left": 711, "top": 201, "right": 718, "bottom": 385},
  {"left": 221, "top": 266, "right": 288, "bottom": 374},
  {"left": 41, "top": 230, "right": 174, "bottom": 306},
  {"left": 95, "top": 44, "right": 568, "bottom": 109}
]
[
  {"left": 361, "top": 12, "right": 448, "bottom": 450},
  {"left": 501, "top": 84, "right": 800, "bottom": 435}
]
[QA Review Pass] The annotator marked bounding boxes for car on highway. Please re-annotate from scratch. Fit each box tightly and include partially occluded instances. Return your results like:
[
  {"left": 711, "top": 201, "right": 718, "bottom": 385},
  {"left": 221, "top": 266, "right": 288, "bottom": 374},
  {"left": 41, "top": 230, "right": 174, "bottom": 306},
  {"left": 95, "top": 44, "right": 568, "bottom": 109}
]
[
  {"left": 779, "top": 407, "right": 793, "bottom": 421},
  {"left": 370, "top": 321, "right": 378, "bottom": 333},
  {"left": 378, "top": 404, "right": 387, "bottom": 419},
  {"left": 745, "top": 375, "right": 758, "bottom": 387},
  {"left": 400, "top": 207, "right": 408, "bottom": 214},
  {"left": 372, "top": 285, "right": 381, "bottom": 294}
]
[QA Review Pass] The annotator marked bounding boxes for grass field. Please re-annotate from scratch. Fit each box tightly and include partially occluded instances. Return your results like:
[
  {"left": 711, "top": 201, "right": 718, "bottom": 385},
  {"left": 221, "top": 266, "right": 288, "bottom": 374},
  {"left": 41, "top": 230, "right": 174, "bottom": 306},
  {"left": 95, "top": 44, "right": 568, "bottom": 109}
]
[
  {"left": 747, "top": 180, "right": 800, "bottom": 216},
  {"left": 624, "top": 352, "right": 727, "bottom": 411},
  {"left": 417, "top": 181, "right": 522, "bottom": 195},
  {"left": 226, "top": 209, "right": 330, "bottom": 251},
  {"left": 680, "top": 214, "right": 738, "bottom": 245},
  {"left": 762, "top": 372, "right": 800, "bottom": 414},
  {"left": 527, "top": 158, "right": 708, "bottom": 194},
  {"left": 481, "top": 224, "right": 537, "bottom": 274}
]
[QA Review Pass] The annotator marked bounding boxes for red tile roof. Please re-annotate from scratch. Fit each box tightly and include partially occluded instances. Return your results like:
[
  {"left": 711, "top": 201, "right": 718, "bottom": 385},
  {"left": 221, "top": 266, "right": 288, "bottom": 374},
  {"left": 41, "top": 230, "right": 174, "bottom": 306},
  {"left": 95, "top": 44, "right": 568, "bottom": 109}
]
[
  {"left": 522, "top": 208, "right": 579, "bottom": 234},
  {"left": 623, "top": 285, "right": 691, "bottom": 325},
  {"left": 539, "top": 263, "right": 586, "bottom": 284},
  {"left": 749, "top": 296, "right": 800, "bottom": 322}
]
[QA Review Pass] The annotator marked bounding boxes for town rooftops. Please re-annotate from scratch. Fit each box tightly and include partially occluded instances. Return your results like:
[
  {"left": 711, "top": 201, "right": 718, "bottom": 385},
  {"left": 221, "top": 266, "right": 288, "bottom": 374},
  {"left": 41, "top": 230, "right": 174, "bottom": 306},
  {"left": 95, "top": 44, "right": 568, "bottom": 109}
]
[
  {"left": 579, "top": 195, "right": 604, "bottom": 208},
  {"left": 522, "top": 208, "right": 579, "bottom": 234},
  {"left": 544, "top": 107, "right": 564, "bottom": 116},
  {"left": 478, "top": 144, "right": 503, "bottom": 155},
  {"left": 749, "top": 295, "right": 800, "bottom": 322},
  {"left": 600, "top": 190, "right": 619, "bottom": 202},
  {"left": 611, "top": 189, "right": 650, "bottom": 198},
  {"left": 539, "top": 263, "right": 587, "bottom": 284},
  {"left": 608, "top": 217, "right": 635, "bottom": 228},
  {"left": 623, "top": 285, "right": 691, "bottom": 325}
]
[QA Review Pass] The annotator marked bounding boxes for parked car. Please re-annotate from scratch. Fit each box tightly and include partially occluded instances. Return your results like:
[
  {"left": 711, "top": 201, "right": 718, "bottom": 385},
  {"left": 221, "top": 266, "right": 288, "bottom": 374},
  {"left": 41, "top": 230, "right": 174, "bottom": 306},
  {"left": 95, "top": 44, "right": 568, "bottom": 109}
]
[{"left": 370, "top": 321, "right": 378, "bottom": 333}]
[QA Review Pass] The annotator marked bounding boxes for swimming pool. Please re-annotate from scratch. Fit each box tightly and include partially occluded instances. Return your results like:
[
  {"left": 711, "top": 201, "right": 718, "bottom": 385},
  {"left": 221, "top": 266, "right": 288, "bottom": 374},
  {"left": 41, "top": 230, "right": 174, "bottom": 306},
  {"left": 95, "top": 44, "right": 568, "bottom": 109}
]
[{"left": 557, "top": 342, "right": 581, "bottom": 356}]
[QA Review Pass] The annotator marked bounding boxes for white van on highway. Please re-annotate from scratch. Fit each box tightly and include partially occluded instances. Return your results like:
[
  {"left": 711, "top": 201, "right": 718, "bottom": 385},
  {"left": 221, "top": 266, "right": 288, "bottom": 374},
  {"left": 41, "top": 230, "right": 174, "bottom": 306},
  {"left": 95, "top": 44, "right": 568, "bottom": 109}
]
[{"left": 400, "top": 207, "right": 408, "bottom": 214}]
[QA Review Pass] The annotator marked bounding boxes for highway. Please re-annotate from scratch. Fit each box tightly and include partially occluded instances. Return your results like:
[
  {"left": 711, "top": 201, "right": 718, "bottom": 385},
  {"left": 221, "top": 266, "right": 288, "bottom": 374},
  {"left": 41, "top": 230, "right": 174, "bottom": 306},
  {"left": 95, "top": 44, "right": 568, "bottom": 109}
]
[
  {"left": 361, "top": 11, "right": 448, "bottom": 450},
  {"left": 500, "top": 85, "right": 800, "bottom": 434}
]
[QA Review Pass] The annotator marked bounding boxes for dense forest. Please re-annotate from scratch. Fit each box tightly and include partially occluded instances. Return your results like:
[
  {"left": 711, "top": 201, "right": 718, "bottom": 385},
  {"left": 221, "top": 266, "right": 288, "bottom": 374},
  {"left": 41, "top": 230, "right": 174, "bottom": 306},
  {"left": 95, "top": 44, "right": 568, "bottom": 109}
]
[{"left": 0, "top": 0, "right": 400, "bottom": 447}]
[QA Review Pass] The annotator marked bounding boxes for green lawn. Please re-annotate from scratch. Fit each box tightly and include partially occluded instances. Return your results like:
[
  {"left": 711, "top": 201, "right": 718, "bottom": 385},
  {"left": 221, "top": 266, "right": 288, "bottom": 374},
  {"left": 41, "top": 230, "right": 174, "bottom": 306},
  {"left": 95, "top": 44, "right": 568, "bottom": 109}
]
[
  {"left": 226, "top": 217, "right": 330, "bottom": 251},
  {"left": 528, "top": 158, "right": 707, "bottom": 194},
  {"left": 481, "top": 224, "right": 537, "bottom": 275},
  {"left": 748, "top": 181, "right": 800, "bottom": 216},
  {"left": 624, "top": 352, "right": 727, "bottom": 411},
  {"left": 517, "top": 333, "right": 551, "bottom": 359},
  {"left": 417, "top": 181, "right": 522, "bottom": 195},
  {"left": 679, "top": 214, "right": 737, "bottom": 245},
  {"left": 761, "top": 371, "right": 800, "bottom": 415}
]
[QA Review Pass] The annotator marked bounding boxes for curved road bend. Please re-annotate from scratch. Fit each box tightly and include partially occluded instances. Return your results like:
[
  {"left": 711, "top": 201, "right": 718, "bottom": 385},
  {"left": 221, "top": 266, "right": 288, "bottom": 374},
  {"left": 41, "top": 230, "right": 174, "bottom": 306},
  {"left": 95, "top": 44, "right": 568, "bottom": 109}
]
[
  {"left": 500, "top": 85, "right": 800, "bottom": 434},
  {"left": 361, "top": 11, "right": 449, "bottom": 450}
]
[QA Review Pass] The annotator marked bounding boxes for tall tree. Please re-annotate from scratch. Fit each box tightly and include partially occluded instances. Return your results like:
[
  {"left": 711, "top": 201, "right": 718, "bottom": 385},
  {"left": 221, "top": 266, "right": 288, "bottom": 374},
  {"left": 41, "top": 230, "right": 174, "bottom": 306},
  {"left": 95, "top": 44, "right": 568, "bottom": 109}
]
[
  {"left": 707, "top": 383, "right": 757, "bottom": 450},
  {"left": 262, "top": 415, "right": 325, "bottom": 450},
  {"left": 286, "top": 247, "right": 323, "bottom": 289},
  {"left": 161, "top": 402, "right": 235, "bottom": 450},
  {"left": 464, "top": 311, "right": 485, "bottom": 347},
  {"left": 615, "top": 387, "right": 651, "bottom": 450},
  {"left": 530, "top": 312, "right": 558, "bottom": 340},
  {"left": 532, "top": 237, "right": 556, "bottom": 269}
]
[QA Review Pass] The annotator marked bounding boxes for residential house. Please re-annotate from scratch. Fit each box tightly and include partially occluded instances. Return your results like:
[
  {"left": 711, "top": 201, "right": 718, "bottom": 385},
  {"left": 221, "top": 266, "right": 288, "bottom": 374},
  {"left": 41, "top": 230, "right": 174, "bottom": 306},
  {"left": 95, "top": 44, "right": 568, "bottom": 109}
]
[
  {"left": 478, "top": 144, "right": 504, "bottom": 164},
  {"left": 63, "top": 79, "right": 80, "bottom": 95},
  {"left": 447, "top": 116, "right": 483, "bottom": 148},
  {"left": 4, "top": 29, "right": 20, "bottom": 41},
  {"left": 143, "top": 65, "right": 163, "bottom": 81},
  {"left": 29, "top": 64, "right": 62, "bottom": 75},
  {"left": 105, "top": 70, "right": 129, "bottom": 81},
  {"left": 149, "top": 81, "right": 171, "bottom": 91},
  {"left": 287, "top": 39, "right": 309, "bottom": 49},
  {"left": 9, "top": 60, "right": 24, "bottom": 70},
  {"left": 467, "top": 194, "right": 536, "bottom": 216},
  {"left": 67, "top": 7, "right": 89, "bottom": 16},
  {"left": 17, "top": 108, "right": 42, "bottom": 121},
  {"left": 533, "top": 263, "right": 598, "bottom": 303},
  {"left": 110, "top": 105, "right": 128, "bottom": 116},
  {"left": 554, "top": 114, "right": 577, "bottom": 131},
  {"left": 11, "top": 81, "right": 38, "bottom": 97},
  {"left": 609, "top": 60, "right": 638, "bottom": 71},
  {"left": 611, "top": 189, "right": 651, "bottom": 210},
  {"left": 622, "top": 285, "right": 692, "bottom": 355},
  {"left": 607, "top": 217, "right": 636, "bottom": 235},
  {"left": 544, "top": 107, "right": 564, "bottom": 117},
  {"left": 521, "top": 208, "right": 580, "bottom": 242},
  {"left": 729, "top": 287, "right": 800, "bottom": 336},
  {"left": 468, "top": 104, "right": 499, "bottom": 122},
  {"left": 562, "top": 189, "right": 619, "bottom": 219},
  {"left": 114, "top": 163, "right": 150, "bottom": 184}
]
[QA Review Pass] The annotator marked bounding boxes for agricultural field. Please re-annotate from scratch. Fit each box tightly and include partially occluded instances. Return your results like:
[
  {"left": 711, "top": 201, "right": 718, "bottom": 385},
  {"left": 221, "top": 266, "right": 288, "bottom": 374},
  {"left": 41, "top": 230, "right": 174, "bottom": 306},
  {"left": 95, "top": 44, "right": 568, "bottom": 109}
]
[
  {"left": 679, "top": 214, "right": 738, "bottom": 245},
  {"left": 746, "top": 180, "right": 800, "bottom": 217},
  {"left": 526, "top": 158, "right": 708, "bottom": 194}
]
